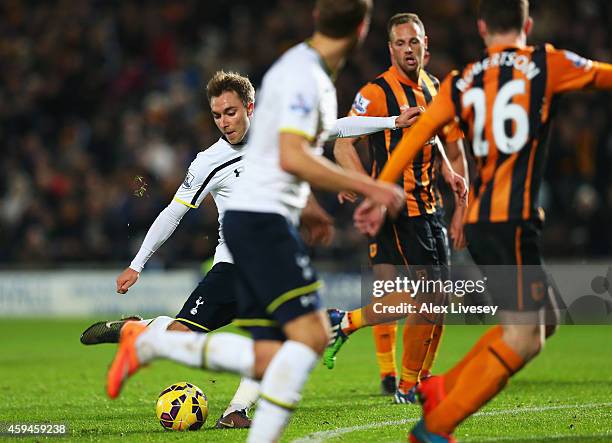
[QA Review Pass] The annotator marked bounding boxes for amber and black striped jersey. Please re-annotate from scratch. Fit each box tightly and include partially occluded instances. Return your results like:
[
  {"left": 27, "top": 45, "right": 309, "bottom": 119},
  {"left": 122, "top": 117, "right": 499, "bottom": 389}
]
[
  {"left": 380, "top": 44, "right": 612, "bottom": 224},
  {"left": 349, "top": 65, "right": 462, "bottom": 217}
]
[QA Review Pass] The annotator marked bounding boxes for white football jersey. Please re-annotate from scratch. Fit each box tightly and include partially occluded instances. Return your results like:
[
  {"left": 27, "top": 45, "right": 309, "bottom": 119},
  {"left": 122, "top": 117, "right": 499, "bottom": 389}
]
[
  {"left": 227, "top": 42, "right": 338, "bottom": 225},
  {"left": 174, "top": 137, "right": 244, "bottom": 264}
]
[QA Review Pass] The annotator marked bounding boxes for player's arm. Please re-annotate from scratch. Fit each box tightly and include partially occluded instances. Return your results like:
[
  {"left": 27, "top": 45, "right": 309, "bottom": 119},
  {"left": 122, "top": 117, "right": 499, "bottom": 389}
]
[
  {"left": 332, "top": 85, "right": 423, "bottom": 202},
  {"left": 333, "top": 85, "right": 389, "bottom": 180},
  {"left": 354, "top": 75, "right": 457, "bottom": 235},
  {"left": 439, "top": 119, "right": 468, "bottom": 187},
  {"left": 327, "top": 115, "right": 396, "bottom": 141},
  {"left": 327, "top": 108, "right": 424, "bottom": 141},
  {"left": 117, "top": 200, "right": 190, "bottom": 294},
  {"left": 278, "top": 78, "right": 404, "bottom": 212},
  {"left": 378, "top": 76, "right": 457, "bottom": 184},
  {"left": 279, "top": 132, "right": 403, "bottom": 212},
  {"left": 300, "top": 194, "right": 334, "bottom": 246},
  {"left": 438, "top": 136, "right": 469, "bottom": 249},
  {"left": 330, "top": 115, "right": 396, "bottom": 202},
  {"left": 591, "top": 61, "right": 612, "bottom": 88},
  {"left": 333, "top": 135, "right": 368, "bottom": 204},
  {"left": 117, "top": 155, "right": 216, "bottom": 294},
  {"left": 548, "top": 45, "right": 612, "bottom": 94},
  {"left": 437, "top": 121, "right": 469, "bottom": 207}
]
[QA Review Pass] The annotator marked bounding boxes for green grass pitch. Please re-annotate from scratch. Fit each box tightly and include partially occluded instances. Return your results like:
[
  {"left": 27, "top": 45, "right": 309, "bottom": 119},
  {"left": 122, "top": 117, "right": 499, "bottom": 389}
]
[{"left": 1, "top": 319, "right": 611, "bottom": 442}]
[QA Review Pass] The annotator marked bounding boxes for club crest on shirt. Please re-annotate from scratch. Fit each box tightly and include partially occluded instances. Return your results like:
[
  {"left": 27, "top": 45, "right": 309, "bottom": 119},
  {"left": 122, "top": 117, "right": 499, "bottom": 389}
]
[
  {"left": 182, "top": 171, "right": 195, "bottom": 188},
  {"left": 352, "top": 92, "right": 370, "bottom": 115},
  {"left": 563, "top": 50, "right": 589, "bottom": 69},
  {"left": 289, "top": 93, "right": 313, "bottom": 115}
]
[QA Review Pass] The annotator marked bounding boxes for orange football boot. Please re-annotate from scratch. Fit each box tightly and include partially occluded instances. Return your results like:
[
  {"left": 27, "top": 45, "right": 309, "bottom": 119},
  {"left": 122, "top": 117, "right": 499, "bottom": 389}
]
[
  {"left": 106, "top": 321, "right": 147, "bottom": 399},
  {"left": 417, "top": 375, "right": 447, "bottom": 416}
]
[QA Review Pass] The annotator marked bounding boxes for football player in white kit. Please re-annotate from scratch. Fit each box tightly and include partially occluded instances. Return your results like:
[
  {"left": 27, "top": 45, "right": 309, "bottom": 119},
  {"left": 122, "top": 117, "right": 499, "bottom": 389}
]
[
  {"left": 105, "top": 3, "right": 403, "bottom": 441},
  {"left": 83, "top": 71, "right": 261, "bottom": 428},
  {"left": 92, "top": 53, "right": 419, "bottom": 431}
]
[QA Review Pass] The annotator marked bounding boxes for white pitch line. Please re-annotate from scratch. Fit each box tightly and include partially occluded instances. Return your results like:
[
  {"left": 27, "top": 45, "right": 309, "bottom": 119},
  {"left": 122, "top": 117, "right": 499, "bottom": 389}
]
[
  {"left": 461, "top": 431, "right": 612, "bottom": 442},
  {"left": 291, "top": 402, "right": 612, "bottom": 443}
]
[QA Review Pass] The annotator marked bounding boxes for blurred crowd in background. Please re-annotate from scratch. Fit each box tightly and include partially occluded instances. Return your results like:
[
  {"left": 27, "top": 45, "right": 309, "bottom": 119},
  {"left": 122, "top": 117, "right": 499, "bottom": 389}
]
[{"left": 1, "top": 0, "right": 610, "bottom": 268}]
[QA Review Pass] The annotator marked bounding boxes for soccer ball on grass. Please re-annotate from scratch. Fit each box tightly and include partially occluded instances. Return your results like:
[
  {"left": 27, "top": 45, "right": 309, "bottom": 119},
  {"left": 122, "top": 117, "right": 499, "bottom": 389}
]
[{"left": 155, "top": 382, "right": 208, "bottom": 431}]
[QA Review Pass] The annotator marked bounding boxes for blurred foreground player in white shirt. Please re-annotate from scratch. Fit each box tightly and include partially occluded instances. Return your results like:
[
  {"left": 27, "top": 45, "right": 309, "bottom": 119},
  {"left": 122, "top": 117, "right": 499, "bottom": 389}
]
[
  {"left": 82, "top": 67, "right": 412, "bottom": 428},
  {"left": 104, "top": 1, "right": 408, "bottom": 441}
]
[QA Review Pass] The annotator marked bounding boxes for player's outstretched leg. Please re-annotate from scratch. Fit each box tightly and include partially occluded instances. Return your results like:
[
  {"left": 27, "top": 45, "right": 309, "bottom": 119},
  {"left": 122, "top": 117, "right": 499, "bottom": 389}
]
[
  {"left": 324, "top": 288, "right": 419, "bottom": 369},
  {"left": 415, "top": 325, "right": 503, "bottom": 415},
  {"left": 80, "top": 315, "right": 144, "bottom": 345},
  {"left": 409, "top": 324, "right": 538, "bottom": 442},
  {"left": 91, "top": 310, "right": 257, "bottom": 427},
  {"left": 106, "top": 324, "right": 256, "bottom": 399},
  {"left": 323, "top": 308, "right": 363, "bottom": 369},
  {"left": 416, "top": 375, "right": 446, "bottom": 416},
  {"left": 107, "top": 321, "right": 148, "bottom": 398}
]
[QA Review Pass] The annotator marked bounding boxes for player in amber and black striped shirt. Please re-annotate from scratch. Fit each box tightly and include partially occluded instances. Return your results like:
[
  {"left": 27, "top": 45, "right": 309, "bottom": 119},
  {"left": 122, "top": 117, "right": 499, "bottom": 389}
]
[
  {"left": 331, "top": 13, "right": 468, "bottom": 404},
  {"left": 357, "top": 0, "right": 612, "bottom": 441}
]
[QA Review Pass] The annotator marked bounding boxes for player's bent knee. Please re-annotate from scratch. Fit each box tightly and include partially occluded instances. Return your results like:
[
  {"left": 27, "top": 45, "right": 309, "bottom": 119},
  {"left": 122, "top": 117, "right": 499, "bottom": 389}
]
[
  {"left": 283, "top": 311, "right": 330, "bottom": 355},
  {"left": 253, "top": 340, "right": 282, "bottom": 379},
  {"left": 306, "top": 326, "right": 330, "bottom": 355},
  {"left": 287, "top": 326, "right": 329, "bottom": 355},
  {"left": 166, "top": 320, "right": 190, "bottom": 331}
]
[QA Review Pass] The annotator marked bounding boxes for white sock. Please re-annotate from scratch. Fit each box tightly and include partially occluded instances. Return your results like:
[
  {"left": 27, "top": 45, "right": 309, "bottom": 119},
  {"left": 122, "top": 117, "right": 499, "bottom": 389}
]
[
  {"left": 145, "top": 316, "right": 174, "bottom": 332},
  {"left": 136, "top": 330, "right": 255, "bottom": 377},
  {"left": 223, "top": 378, "right": 260, "bottom": 416},
  {"left": 247, "top": 341, "right": 318, "bottom": 443},
  {"left": 204, "top": 333, "right": 255, "bottom": 378},
  {"left": 136, "top": 330, "right": 207, "bottom": 367}
]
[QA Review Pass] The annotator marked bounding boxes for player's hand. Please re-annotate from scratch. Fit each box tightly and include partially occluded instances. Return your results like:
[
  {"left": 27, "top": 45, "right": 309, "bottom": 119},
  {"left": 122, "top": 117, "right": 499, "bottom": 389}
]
[
  {"left": 395, "top": 105, "right": 425, "bottom": 129},
  {"left": 300, "top": 199, "right": 335, "bottom": 246},
  {"left": 337, "top": 191, "right": 358, "bottom": 204},
  {"left": 449, "top": 206, "right": 467, "bottom": 250},
  {"left": 353, "top": 199, "right": 387, "bottom": 236},
  {"left": 365, "top": 182, "right": 405, "bottom": 217},
  {"left": 442, "top": 167, "right": 468, "bottom": 208},
  {"left": 116, "top": 267, "right": 140, "bottom": 294}
]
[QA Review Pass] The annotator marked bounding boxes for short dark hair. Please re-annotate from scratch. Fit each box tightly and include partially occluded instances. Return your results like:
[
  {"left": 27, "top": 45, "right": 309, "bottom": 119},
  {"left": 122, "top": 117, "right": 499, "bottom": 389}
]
[
  {"left": 206, "top": 71, "right": 255, "bottom": 107},
  {"left": 315, "top": 0, "right": 372, "bottom": 38},
  {"left": 478, "top": 0, "right": 529, "bottom": 33},
  {"left": 387, "top": 13, "right": 425, "bottom": 41}
]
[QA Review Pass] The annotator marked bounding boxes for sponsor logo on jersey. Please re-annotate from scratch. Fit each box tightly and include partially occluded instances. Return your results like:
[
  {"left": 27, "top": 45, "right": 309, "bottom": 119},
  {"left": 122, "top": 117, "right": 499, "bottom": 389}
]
[
  {"left": 289, "top": 93, "right": 313, "bottom": 115},
  {"left": 563, "top": 50, "right": 589, "bottom": 69},
  {"left": 183, "top": 171, "right": 195, "bottom": 188},
  {"left": 352, "top": 92, "right": 370, "bottom": 114}
]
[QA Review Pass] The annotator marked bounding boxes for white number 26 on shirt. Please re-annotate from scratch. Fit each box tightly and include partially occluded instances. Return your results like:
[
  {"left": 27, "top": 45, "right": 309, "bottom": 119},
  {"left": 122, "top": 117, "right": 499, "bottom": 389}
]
[{"left": 462, "top": 79, "right": 529, "bottom": 157}]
